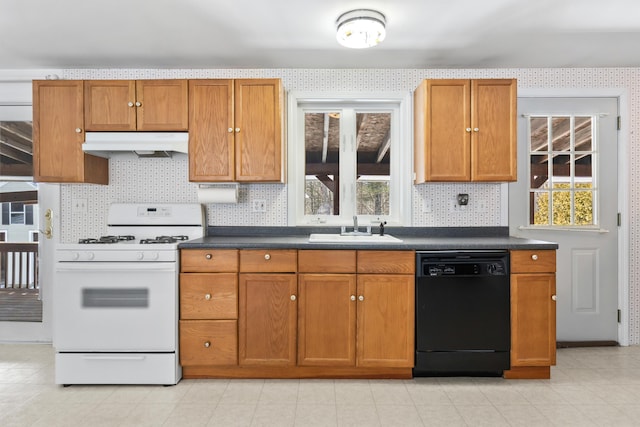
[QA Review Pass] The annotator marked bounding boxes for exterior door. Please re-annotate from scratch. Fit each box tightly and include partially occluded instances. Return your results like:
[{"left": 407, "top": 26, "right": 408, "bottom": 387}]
[{"left": 509, "top": 97, "right": 619, "bottom": 342}]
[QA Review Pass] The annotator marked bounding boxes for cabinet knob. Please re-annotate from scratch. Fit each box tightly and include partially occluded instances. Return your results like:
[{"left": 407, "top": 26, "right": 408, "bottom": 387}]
[
  {"left": 466, "top": 128, "right": 472, "bottom": 132},
  {"left": 350, "top": 295, "right": 356, "bottom": 301},
  {"left": 264, "top": 253, "right": 271, "bottom": 260},
  {"left": 228, "top": 128, "right": 233, "bottom": 133},
  {"left": 205, "top": 293, "right": 211, "bottom": 300},
  {"left": 531, "top": 254, "right": 538, "bottom": 261},
  {"left": 235, "top": 128, "right": 240, "bottom": 133},
  {"left": 551, "top": 295, "right": 557, "bottom": 301},
  {"left": 358, "top": 295, "right": 364, "bottom": 301},
  {"left": 290, "top": 295, "right": 296, "bottom": 301},
  {"left": 128, "top": 101, "right": 134, "bottom": 107},
  {"left": 204, "top": 341, "right": 211, "bottom": 348},
  {"left": 473, "top": 127, "right": 479, "bottom": 132},
  {"left": 205, "top": 253, "right": 212, "bottom": 260},
  {"left": 135, "top": 101, "right": 142, "bottom": 107},
  {"left": 75, "top": 128, "right": 82, "bottom": 133}
]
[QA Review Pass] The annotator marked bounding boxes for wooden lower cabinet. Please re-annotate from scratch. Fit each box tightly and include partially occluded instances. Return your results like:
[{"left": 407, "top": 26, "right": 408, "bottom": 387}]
[
  {"left": 238, "top": 273, "right": 297, "bottom": 366},
  {"left": 357, "top": 274, "right": 414, "bottom": 368},
  {"left": 505, "top": 250, "right": 557, "bottom": 379},
  {"left": 180, "top": 320, "right": 237, "bottom": 366},
  {"left": 298, "top": 274, "right": 357, "bottom": 366},
  {"left": 181, "top": 249, "right": 414, "bottom": 379}
]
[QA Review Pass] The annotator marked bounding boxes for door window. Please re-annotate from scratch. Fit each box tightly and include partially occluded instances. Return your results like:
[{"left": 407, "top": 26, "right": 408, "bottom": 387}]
[{"left": 527, "top": 115, "right": 597, "bottom": 227}]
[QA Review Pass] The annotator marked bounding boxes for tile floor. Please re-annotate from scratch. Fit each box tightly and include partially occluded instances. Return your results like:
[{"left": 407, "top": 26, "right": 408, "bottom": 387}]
[{"left": 1, "top": 344, "right": 640, "bottom": 426}]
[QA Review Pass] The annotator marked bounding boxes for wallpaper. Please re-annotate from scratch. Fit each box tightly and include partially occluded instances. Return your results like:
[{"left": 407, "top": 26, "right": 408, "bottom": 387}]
[{"left": 60, "top": 67, "right": 640, "bottom": 345}]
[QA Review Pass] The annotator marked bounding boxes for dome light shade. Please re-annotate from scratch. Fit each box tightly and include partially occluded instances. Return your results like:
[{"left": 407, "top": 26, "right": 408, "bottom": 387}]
[{"left": 336, "top": 9, "right": 386, "bottom": 49}]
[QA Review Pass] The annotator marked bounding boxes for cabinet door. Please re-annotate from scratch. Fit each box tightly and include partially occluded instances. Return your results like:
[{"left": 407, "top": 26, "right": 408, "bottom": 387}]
[
  {"left": 511, "top": 273, "right": 556, "bottom": 366},
  {"left": 84, "top": 80, "right": 137, "bottom": 131},
  {"left": 298, "top": 274, "right": 356, "bottom": 366},
  {"left": 234, "top": 79, "right": 283, "bottom": 182},
  {"left": 33, "top": 80, "right": 108, "bottom": 184},
  {"left": 414, "top": 79, "right": 470, "bottom": 182},
  {"left": 238, "top": 273, "right": 297, "bottom": 365},
  {"left": 180, "top": 273, "right": 238, "bottom": 320},
  {"left": 188, "top": 80, "right": 235, "bottom": 181},
  {"left": 470, "top": 79, "right": 517, "bottom": 181},
  {"left": 136, "top": 80, "right": 188, "bottom": 131},
  {"left": 356, "top": 274, "right": 414, "bottom": 367}
]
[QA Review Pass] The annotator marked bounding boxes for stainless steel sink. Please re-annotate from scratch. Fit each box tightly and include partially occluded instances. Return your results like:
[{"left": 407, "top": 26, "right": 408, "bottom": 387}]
[{"left": 308, "top": 233, "right": 403, "bottom": 243}]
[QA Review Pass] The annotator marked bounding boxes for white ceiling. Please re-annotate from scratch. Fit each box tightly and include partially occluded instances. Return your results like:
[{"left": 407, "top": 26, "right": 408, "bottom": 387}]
[{"left": 2, "top": 0, "right": 640, "bottom": 69}]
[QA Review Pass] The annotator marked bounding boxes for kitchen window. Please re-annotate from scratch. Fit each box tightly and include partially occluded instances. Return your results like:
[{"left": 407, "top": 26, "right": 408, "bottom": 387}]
[{"left": 287, "top": 92, "right": 412, "bottom": 226}]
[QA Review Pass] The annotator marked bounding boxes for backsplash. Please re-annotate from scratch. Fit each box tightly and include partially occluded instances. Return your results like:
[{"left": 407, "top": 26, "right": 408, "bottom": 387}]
[{"left": 59, "top": 67, "right": 640, "bottom": 345}]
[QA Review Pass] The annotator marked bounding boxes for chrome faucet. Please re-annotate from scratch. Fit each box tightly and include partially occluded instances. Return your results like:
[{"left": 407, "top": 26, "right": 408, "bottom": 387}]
[
  {"left": 340, "top": 215, "right": 372, "bottom": 236},
  {"left": 353, "top": 215, "right": 359, "bottom": 233}
]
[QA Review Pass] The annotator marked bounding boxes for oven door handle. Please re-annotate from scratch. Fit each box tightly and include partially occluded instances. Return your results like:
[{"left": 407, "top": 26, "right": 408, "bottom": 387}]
[{"left": 82, "top": 355, "right": 147, "bottom": 361}]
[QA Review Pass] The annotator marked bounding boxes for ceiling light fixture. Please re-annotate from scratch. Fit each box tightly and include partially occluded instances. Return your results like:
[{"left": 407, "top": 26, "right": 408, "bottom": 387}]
[{"left": 336, "top": 9, "right": 386, "bottom": 49}]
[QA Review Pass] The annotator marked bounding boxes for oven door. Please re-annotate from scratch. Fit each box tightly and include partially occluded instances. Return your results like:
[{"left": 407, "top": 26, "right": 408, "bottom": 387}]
[{"left": 53, "top": 262, "right": 178, "bottom": 352}]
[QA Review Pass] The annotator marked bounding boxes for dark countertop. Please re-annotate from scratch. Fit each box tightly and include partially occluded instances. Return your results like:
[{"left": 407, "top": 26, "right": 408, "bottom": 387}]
[{"left": 179, "top": 227, "right": 558, "bottom": 251}]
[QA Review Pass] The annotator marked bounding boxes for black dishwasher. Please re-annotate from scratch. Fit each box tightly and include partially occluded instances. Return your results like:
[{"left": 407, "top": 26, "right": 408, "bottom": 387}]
[{"left": 414, "top": 251, "right": 510, "bottom": 376}]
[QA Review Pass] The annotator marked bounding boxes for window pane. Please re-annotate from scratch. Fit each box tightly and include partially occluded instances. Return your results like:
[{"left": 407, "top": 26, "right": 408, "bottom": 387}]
[
  {"left": 531, "top": 191, "right": 550, "bottom": 225},
  {"left": 552, "top": 154, "right": 571, "bottom": 182},
  {"left": 530, "top": 117, "right": 548, "bottom": 152},
  {"left": 0, "top": 121, "right": 33, "bottom": 177},
  {"left": 551, "top": 117, "right": 570, "bottom": 152},
  {"left": 575, "top": 190, "right": 593, "bottom": 225},
  {"left": 530, "top": 154, "right": 548, "bottom": 189},
  {"left": 575, "top": 117, "right": 592, "bottom": 151},
  {"left": 575, "top": 153, "right": 592, "bottom": 182},
  {"left": 305, "top": 112, "right": 340, "bottom": 215},
  {"left": 356, "top": 112, "right": 390, "bottom": 215},
  {"left": 551, "top": 190, "right": 571, "bottom": 225}
]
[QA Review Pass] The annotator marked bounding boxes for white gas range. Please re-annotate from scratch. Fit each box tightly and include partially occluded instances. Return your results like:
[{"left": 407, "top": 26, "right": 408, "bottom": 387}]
[{"left": 53, "top": 203, "right": 205, "bottom": 386}]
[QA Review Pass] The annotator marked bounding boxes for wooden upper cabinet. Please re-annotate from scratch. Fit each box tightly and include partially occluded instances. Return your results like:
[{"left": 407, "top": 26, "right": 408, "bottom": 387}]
[
  {"left": 189, "top": 80, "right": 235, "bottom": 181},
  {"left": 234, "top": 79, "right": 284, "bottom": 182},
  {"left": 84, "top": 79, "right": 188, "bottom": 131},
  {"left": 189, "top": 78, "right": 284, "bottom": 183},
  {"left": 414, "top": 78, "right": 516, "bottom": 183},
  {"left": 33, "top": 80, "right": 108, "bottom": 184}
]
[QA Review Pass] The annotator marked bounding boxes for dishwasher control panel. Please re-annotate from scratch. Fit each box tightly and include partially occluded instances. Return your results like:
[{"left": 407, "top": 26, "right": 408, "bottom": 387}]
[{"left": 418, "top": 251, "right": 509, "bottom": 277}]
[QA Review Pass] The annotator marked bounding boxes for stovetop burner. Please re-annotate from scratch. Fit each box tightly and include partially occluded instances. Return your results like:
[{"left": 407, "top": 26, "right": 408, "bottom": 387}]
[
  {"left": 140, "top": 235, "right": 189, "bottom": 244},
  {"left": 78, "top": 235, "right": 136, "bottom": 244}
]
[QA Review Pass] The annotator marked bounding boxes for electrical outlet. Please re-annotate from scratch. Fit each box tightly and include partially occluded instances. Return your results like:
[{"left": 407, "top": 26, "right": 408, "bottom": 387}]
[
  {"left": 72, "top": 198, "right": 87, "bottom": 214},
  {"left": 422, "top": 198, "right": 432, "bottom": 213},
  {"left": 252, "top": 199, "right": 267, "bottom": 212}
]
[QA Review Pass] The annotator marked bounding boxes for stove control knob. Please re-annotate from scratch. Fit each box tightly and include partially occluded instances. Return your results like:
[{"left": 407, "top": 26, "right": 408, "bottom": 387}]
[
  {"left": 137, "top": 252, "right": 144, "bottom": 260},
  {"left": 72, "top": 252, "right": 80, "bottom": 260},
  {"left": 150, "top": 252, "right": 159, "bottom": 260},
  {"left": 86, "top": 252, "right": 95, "bottom": 260}
]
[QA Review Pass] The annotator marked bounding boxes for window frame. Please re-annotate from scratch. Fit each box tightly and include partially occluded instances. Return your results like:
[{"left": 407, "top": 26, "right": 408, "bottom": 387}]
[{"left": 287, "top": 91, "right": 412, "bottom": 226}]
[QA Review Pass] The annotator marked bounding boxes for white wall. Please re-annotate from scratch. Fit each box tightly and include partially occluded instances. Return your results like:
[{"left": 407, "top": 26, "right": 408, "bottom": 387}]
[{"left": 57, "top": 67, "right": 640, "bottom": 345}]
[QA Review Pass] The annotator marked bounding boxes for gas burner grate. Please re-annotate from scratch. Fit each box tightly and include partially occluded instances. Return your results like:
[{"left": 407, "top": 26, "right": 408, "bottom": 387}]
[
  {"left": 78, "top": 235, "right": 136, "bottom": 244},
  {"left": 140, "top": 235, "right": 189, "bottom": 244}
]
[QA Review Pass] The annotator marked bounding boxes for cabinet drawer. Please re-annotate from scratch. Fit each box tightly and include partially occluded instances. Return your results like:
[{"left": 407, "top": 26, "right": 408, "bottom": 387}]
[
  {"left": 181, "top": 249, "right": 238, "bottom": 273},
  {"left": 179, "top": 320, "right": 237, "bottom": 366},
  {"left": 357, "top": 251, "right": 415, "bottom": 274},
  {"left": 180, "top": 273, "right": 238, "bottom": 320},
  {"left": 239, "top": 249, "right": 297, "bottom": 273},
  {"left": 511, "top": 250, "right": 556, "bottom": 273},
  {"left": 298, "top": 250, "right": 356, "bottom": 273}
]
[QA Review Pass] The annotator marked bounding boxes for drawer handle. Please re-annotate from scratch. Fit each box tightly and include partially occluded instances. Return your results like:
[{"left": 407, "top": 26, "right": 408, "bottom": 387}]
[
  {"left": 290, "top": 295, "right": 296, "bottom": 301},
  {"left": 205, "top": 253, "right": 213, "bottom": 260},
  {"left": 358, "top": 295, "right": 364, "bottom": 302},
  {"left": 205, "top": 293, "right": 211, "bottom": 300},
  {"left": 531, "top": 254, "right": 538, "bottom": 261},
  {"left": 204, "top": 341, "right": 211, "bottom": 348},
  {"left": 551, "top": 295, "right": 557, "bottom": 301},
  {"left": 350, "top": 295, "right": 356, "bottom": 301},
  {"left": 264, "top": 253, "right": 271, "bottom": 260}
]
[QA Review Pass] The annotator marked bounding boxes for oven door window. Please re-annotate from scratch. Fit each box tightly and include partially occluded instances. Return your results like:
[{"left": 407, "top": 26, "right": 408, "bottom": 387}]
[{"left": 83, "top": 288, "right": 149, "bottom": 308}]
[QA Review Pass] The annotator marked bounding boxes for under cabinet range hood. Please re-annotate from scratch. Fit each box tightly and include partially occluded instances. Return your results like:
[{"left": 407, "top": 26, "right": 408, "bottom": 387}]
[{"left": 82, "top": 132, "right": 189, "bottom": 158}]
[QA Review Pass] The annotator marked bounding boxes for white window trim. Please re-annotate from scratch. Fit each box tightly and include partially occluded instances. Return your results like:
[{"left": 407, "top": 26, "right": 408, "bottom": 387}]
[{"left": 287, "top": 91, "right": 412, "bottom": 226}]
